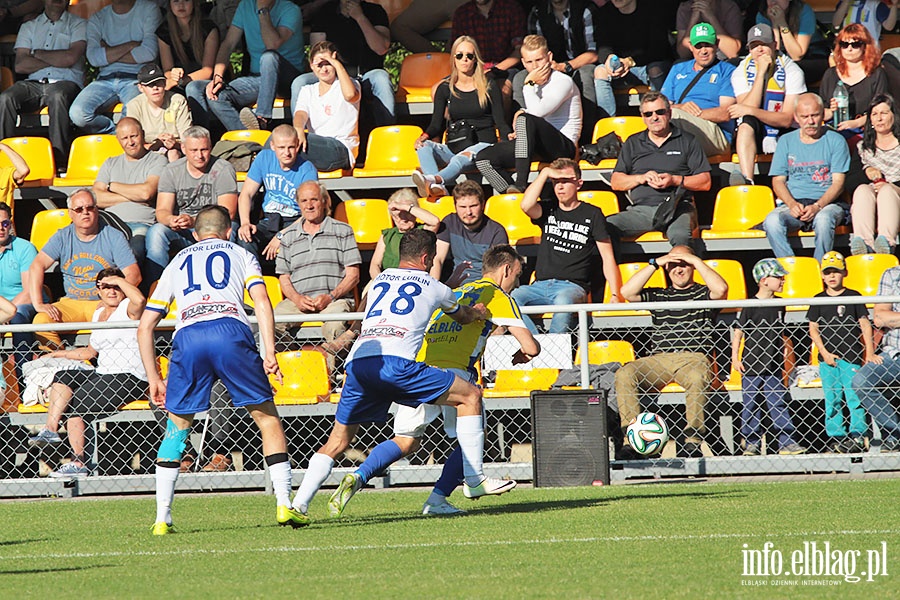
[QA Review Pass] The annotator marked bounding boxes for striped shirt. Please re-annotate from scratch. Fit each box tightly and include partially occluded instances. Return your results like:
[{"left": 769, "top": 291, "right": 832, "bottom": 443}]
[
  {"left": 641, "top": 284, "right": 718, "bottom": 354},
  {"left": 275, "top": 216, "right": 361, "bottom": 299},
  {"left": 877, "top": 267, "right": 900, "bottom": 355},
  {"left": 858, "top": 141, "right": 900, "bottom": 183}
]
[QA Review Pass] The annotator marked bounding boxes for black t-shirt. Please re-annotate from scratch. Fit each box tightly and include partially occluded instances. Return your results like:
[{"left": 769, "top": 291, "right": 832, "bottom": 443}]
[
  {"left": 807, "top": 288, "right": 868, "bottom": 366},
  {"left": 426, "top": 80, "right": 512, "bottom": 141},
  {"left": 643, "top": 284, "right": 717, "bottom": 354},
  {"left": 311, "top": 0, "right": 389, "bottom": 72},
  {"left": 819, "top": 68, "right": 889, "bottom": 120},
  {"left": 533, "top": 200, "right": 610, "bottom": 291},
  {"left": 595, "top": 0, "right": 676, "bottom": 66},
  {"left": 737, "top": 302, "right": 785, "bottom": 376},
  {"left": 156, "top": 19, "right": 217, "bottom": 75}
]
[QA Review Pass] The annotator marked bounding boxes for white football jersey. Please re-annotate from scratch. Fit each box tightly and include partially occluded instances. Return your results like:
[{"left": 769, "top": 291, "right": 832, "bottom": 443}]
[
  {"left": 147, "top": 238, "right": 263, "bottom": 332},
  {"left": 347, "top": 268, "right": 459, "bottom": 363}
]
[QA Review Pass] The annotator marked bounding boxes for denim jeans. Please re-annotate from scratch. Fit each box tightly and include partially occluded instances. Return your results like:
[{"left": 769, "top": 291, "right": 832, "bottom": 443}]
[
  {"left": 510, "top": 279, "right": 586, "bottom": 334},
  {"left": 593, "top": 62, "right": 668, "bottom": 119},
  {"left": 127, "top": 222, "right": 149, "bottom": 266},
  {"left": 69, "top": 77, "right": 140, "bottom": 134},
  {"left": 741, "top": 374, "right": 797, "bottom": 447},
  {"left": 301, "top": 133, "right": 352, "bottom": 171},
  {"left": 416, "top": 140, "right": 490, "bottom": 184},
  {"left": 144, "top": 224, "right": 195, "bottom": 283},
  {"left": 290, "top": 68, "right": 394, "bottom": 126},
  {"left": 9, "top": 303, "right": 37, "bottom": 381},
  {"left": 820, "top": 359, "right": 867, "bottom": 437},
  {"left": 763, "top": 201, "right": 848, "bottom": 262},
  {"left": 852, "top": 353, "right": 900, "bottom": 443}
]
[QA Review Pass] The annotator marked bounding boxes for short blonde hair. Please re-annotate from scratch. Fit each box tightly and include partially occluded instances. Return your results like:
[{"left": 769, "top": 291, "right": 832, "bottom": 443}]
[
  {"left": 521, "top": 35, "right": 548, "bottom": 53},
  {"left": 388, "top": 188, "right": 419, "bottom": 209}
]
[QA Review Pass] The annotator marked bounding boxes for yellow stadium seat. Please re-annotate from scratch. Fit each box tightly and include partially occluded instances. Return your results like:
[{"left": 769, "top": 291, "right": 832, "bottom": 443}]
[
  {"left": 333, "top": 198, "right": 392, "bottom": 250},
  {"left": 778, "top": 256, "right": 824, "bottom": 310},
  {"left": 695, "top": 259, "right": 747, "bottom": 307},
  {"left": 270, "top": 350, "right": 331, "bottom": 405},
  {"left": 31, "top": 208, "right": 72, "bottom": 252},
  {"left": 577, "top": 190, "right": 619, "bottom": 216},
  {"left": 55, "top": 134, "right": 123, "bottom": 186},
  {"left": 243, "top": 275, "right": 284, "bottom": 309},
  {"left": 574, "top": 340, "right": 636, "bottom": 365},
  {"left": 844, "top": 254, "right": 899, "bottom": 297},
  {"left": 220, "top": 129, "right": 271, "bottom": 146},
  {"left": 592, "top": 116, "right": 646, "bottom": 142},
  {"left": 419, "top": 194, "right": 456, "bottom": 221},
  {"left": 353, "top": 125, "right": 423, "bottom": 177},
  {"left": 597, "top": 262, "right": 666, "bottom": 317},
  {"left": 395, "top": 53, "right": 452, "bottom": 104},
  {"left": 0, "top": 67, "right": 13, "bottom": 92},
  {"left": 702, "top": 185, "right": 775, "bottom": 240},
  {"left": 0, "top": 136, "right": 56, "bottom": 190},
  {"left": 483, "top": 368, "right": 559, "bottom": 398},
  {"left": 485, "top": 193, "right": 541, "bottom": 245}
]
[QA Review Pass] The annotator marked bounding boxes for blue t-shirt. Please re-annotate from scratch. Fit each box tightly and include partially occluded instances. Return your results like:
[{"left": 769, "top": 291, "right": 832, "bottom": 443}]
[
  {"left": 0, "top": 237, "right": 38, "bottom": 301},
  {"left": 246, "top": 149, "right": 318, "bottom": 217},
  {"left": 661, "top": 59, "right": 737, "bottom": 142},
  {"left": 757, "top": 5, "right": 827, "bottom": 52},
  {"left": 42, "top": 223, "right": 137, "bottom": 301},
  {"left": 770, "top": 129, "right": 850, "bottom": 201},
  {"left": 232, "top": 0, "right": 304, "bottom": 73}
]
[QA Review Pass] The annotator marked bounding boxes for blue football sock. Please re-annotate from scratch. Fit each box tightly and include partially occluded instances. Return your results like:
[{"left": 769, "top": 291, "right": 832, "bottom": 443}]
[
  {"left": 355, "top": 440, "right": 404, "bottom": 483},
  {"left": 433, "top": 445, "right": 464, "bottom": 498}
]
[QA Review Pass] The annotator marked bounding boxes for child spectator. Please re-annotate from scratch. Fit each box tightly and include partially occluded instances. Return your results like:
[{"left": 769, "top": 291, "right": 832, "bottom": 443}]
[
  {"left": 126, "top": 64, "right": 193, "bottom": 162},
  {"left": 732, "top": 258, "right": 807, "bottom": 456},
  {"left": 808, "top": 251, "right": 879, "bottom": 453}
]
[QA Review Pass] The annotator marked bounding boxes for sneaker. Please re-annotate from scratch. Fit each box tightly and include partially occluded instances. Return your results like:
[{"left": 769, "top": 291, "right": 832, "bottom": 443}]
[
  {"left": 463, "top": 477, "right": 517, "bottom": 499},
  {"left": 849, "top": 236, "right": 869, "bottom": 256},
  {"left": 276, "top": 505, "right": 310, "bottom": 528},
  {"left": 411, "top": 170, "right": 430, "bottom": 197},
  {"left": 239, "top": 107, "right": 261, "bottom": 130},
  {"left": 778, "top": 442, "right": 807, "bottom": 455},
  {"left": 835, "top": 436, "right": 865, "bottom": 454},
  {"left": 151, "top": 522, "right": 175, "bottom": 536},
  {"left": 429, "top": 181, "right": 448, "bottom": 197},
  {"left": 49, "top": 461, "right": 93, "bottom": 478},
  {"left": 880, "top": 437, "right": 900, "bottom": 453},
  {"left": 28, "top": 427, "right": 62, "bottom": 447},
  {"left": 504, "top": 186, "right": 523, "bottom": 195},
  {"left": 422, "top": 499, "right": 467, "bottom": 516},
  {"left": 743, "top": 444, "right": 760, "bottom": 456},
  {"left": 682, "top": 438, "right": 704, "bottom": 458},
  {"left": 328, "top": 472, "right": 362, "bottom": 517},
  {"left": 874, "top": 235, "right": 893, "bottom": 255},
  {"left": 201, "top": 453, "right": 233, "bottom": 472}
]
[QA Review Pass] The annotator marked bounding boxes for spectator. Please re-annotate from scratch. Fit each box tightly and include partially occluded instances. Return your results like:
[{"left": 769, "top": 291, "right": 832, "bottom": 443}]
[
  {"left": 157, "top": 0, "right": 219, "bottom": 95},
  {"left": 0, "top": 142, "right": 29, "bottom": 212},
  {"left": 391, "top": 0, "right": 468, "bottom": 54},
  {"left": 513, "top": 157, "right": 621, "bottom": 334},
  {"left": 833, "top": 0, "right": 898, "bottom": 45},
  {"left": 125, "top": 64, "right": 193, "bottom": 162},
  {"left": 236, "top": 124, "right": 318, "bottom": 262},
  {"left": 27, "top": 269, "right": 147, "bottom": 478},
  {"left": 292, "top": 41, "right": 361, "bottom": 172},
  {"left": 93, "top": 117, "right": 167, "bottom": 264},
  {"left": 475, "top": 35, "right": 581, "bottom": 194},
  {"left": 727, "top": 23, "right": 806, "bottom": 186},
  {"left": 593, "top": 0, "right": 675, "bottom": 119},
  {"left": 370, "top": 189, "right": 441, "bottom": 278},
  {"left": 0, "top": 0, "right": 86, "bottom": 166},
  {"left": 763, "top": 93, "right": 850, "bottom": 262},
  {"left": 275, "top": 181, "right": 361, "bottom": 366},
  {"left": 289, "top": 0, "right": 393, "bottom": 128},
  {"left": 661, "top": 22, "right": 737, "bottom": 157},
  {"left": 430, "top": 180, "right": 509, "bottom": 286},
  {"left": 732, "top": 258, "right": 807, "bottom": 456},
  {"left": 29, "top": 189, "right": 140, "bottom": 351},
  {"left": 69, "top": 0, "right": 162, "bottom": 135},
  {"left": 615, "top": 245, "right": 728, "bottom": 459},
  {"left": 0, "top": 0, "right": 42, "bottom": 37},
  {"left": 756, "top": 0, "right": 829, "bottom": 82},
  {"left": 608, "top": 91, "right": 711, "bottom": 251},
  {"left": 187, "top": 0, "right": 304, "bottom": 131},
  {"left": 412, "top": 36, "right": 510, "bottom": 198},
  {"left": 675, "top": 0, "right": 744, "bottom": 60},
  {"left": 852, "top": 94, "right": 900, "bottom": 255},
  {"left": 0, "top": 201, "right": 39, "bottom": 380},
  {"left": 145, "top": 126, "right": 238, "bottom": 283}
]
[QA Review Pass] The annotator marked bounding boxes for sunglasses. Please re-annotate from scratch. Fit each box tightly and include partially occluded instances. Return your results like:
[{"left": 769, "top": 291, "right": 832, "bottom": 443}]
[
  {"left": 839, "top": 40, "right": 865, "bottom": 49},
  {"left": 0, "top": 220, "right": 11, "bottom": 229},
  {"left": 641, "top": 108, "right": 668, "bottom": 118},
  {"left": 96, "top": 283, "right": 121, "bottom": 291},
  {"left": 71, "top": 205, "right": 97, "bottom": 214},
  {"left": 455, "top": 52, "right": 476, "bottom": 61}
]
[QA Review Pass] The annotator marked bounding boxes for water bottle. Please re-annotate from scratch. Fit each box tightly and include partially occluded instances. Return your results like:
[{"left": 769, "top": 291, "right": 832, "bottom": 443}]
[
  {"left": 608, "top": 54, "right": 622, "bottom": 72},
  {"left": 833, "top": 81, "right": 850, "bottom": 127}
]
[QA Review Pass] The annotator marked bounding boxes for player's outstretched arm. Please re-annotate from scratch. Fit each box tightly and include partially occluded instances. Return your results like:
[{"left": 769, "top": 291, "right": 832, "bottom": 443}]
[
  {"left": 448, "top": 302, "right": 488, "bottom": 325},
  {"left": 249, "top": 282, "right": 282, "bottom": 384},
  {"left": 509, "top": 325, "right": 541, "bottom": 365},
  {"left": 138, "top": 309, "right": 166, "bottom": 407}
]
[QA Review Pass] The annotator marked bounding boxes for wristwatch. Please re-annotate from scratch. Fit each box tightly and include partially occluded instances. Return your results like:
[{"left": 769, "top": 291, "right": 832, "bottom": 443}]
[
  {"left": 257, "top": 7, "right": 270, "bottom": 15},
  {"left": 649, "top": 258, "right": 659, "bottom": 270},
  {"left": 564, "top": 62, "right": 574, "bottom": 75},
  {"left": 780, "top": 26, "right": 791, "bottom": 35},
  {"left": 276, "top": 231, "right": 284, "bottom": 240}
]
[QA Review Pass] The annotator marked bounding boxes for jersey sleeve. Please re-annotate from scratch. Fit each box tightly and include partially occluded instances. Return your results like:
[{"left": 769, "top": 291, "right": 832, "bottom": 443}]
[
  {"left": 146, "top": 265, "right": 175, "bottom": 315},
  {"left": 487, "top": 292, "right": 527, "bottom": 329},
  {"left": 438, "top": 282, "right": 460, "bottom": 313},
  {"left": 243, "top": 249, "right": 265, "bottom": 292}
]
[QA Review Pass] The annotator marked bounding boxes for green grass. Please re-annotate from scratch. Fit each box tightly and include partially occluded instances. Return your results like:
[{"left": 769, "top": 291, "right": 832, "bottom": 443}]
[{"left": 1, "top": 479, "right": 897, "bottom": 598}]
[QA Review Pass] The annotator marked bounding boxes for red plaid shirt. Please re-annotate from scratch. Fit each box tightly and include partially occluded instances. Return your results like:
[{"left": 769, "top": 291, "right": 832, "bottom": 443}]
[{"left": 451, "top": 0, "right": 527, "bottom": 67}]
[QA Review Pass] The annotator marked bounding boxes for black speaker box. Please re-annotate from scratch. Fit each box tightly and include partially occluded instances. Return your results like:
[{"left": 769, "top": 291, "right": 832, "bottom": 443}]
[{"left": 531, "top": 389, "right": 609, "bottom": 487}]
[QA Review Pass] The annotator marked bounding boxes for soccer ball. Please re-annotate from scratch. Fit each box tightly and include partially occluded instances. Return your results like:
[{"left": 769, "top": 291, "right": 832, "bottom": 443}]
[{"left": 626, "top": 412, "right": 670, "bottom": 456}]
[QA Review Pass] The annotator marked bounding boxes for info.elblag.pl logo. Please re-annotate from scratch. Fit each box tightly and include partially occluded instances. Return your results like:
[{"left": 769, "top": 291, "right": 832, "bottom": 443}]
[{"left": 741, "top": 541, "right": 889, "bottom": 586}]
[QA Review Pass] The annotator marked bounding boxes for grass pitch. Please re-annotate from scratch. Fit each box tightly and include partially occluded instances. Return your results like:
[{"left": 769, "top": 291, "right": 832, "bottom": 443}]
[{"left": 0, "top": 479, "right": 897, "bottom": 599}]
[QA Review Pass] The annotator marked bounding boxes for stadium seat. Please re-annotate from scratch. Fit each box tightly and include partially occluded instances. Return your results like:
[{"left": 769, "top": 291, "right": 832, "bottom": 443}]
[
  {"left": 0, "top": 67, "right": 12, "bottom": 92},
  {"left": 592, "top": 116, "right": 646, "bottom": 142},
  {"left": 220, "top": 129, "right": 271, "bottom": 146},
  {"left": 596, "top": 262, "right": 666, "bottom": 317},
  {"left": 577, "top": 190, "right": 619, "bottom": 216},
  {"left": 844, "top": 254, "right": 899, "bottom": 298},
  {"left": 485, "top": 193, "right": 541, "bottom": 245},
  {"left": 55, "top": 134, "right": 123, "bottom": 186},
  {"left": 418, "top": 194, "right": 456, "bottom": 221},
  {"left": 0, "top": 136, "right": 56, "bottom": 189},
  {"left": 395, "top": 52, "right": 452, "bottom": 104},
  {"left": 332, "top": 198, "right": 392, "bottom": 250},
  {"left": 352, "top": 125, "right": 423, "bottom": 177},
  {"left": 484, "top": 367, "right": 559, "bottom": 398},
  {"left": 243, "top": 275, "right": 284, "bottom": 309},
  {"left": 777, "top": 256, "right": 824, "bottom": 310},
  {"left": 694, "top": 259, "right": 747, "bottom": 307},
  {"left": 269, "top": 350, "right": 331, "bottom": 404},
  {"left": 31, "top": 208, "right": 72, "bottom": 252},
  {"left": 702, "top": 185, "right": 775, "bottom": 240},
  {"left": 574, "top": 340, "right": 635, "bottom": 365}
]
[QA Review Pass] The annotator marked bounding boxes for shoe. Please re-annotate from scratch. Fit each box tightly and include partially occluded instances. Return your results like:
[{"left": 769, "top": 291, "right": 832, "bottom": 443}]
[
  {"left": 151, "top": 522, "right": 175, "bottom": 536},
  {"left": 412, "top": 171, "right": 430, "bottom": 197},
  {"left": 49, "top": 461, "right": 92, "bottom": 478},
  {"left": 504, "top": 186, "right": 523, "bottom": 195},
  {"left": 728, "top": 170, "right": 751, "bottom": 187},
  {"left": 239, "top": 107, "right": 261, "bottom": 130},
  {"left": 682, "top": 438, "right": 704, "bottom": 458},
  {"left": 463, "top": 477, "right": 517, "bottom": 499},
  {"left": 328, "top": 472, "right": 362, "bottom": 517},
  {"left": 28, "top": 427, "right": 62, "bottom": 447},
  {"left": 276, "top": 505, "right": 310, "bottom": 528},
  {"left": 874, "top": 235, "right": 893, "bottom": 255},
  {"left": 835, "top": 436, "right": 865, "bottom": 454},
  {"left": 201, "top": 453, "right": 233, "bottom": 472},
  {"left": 778, "top": 442, "right": 807, "bottom": 455},
  {"left": 429, "top": 181, "right": 448, "bottom": 197},
  {"left": 179, "top": 454, "right": 196, "bottom": 473},
  {"left": 850, "top": 236, "right": 869, "bottom": 256},
  {"left": 743, "top": 444, "right": 760, "bottom": 456},
  {"left": 422, "top": 499, "right": 467, "bottom": 516},
  {"left": 880, "top": 437, "right": 900, "bottom": 452}
]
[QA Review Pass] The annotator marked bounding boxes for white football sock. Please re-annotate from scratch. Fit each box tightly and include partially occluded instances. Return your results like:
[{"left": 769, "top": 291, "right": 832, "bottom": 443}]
[
  {"left": 426, "top": 490, "right": 447, "bottom": 505},
  {"left": 292, "top": 453, "right": 334, "bottom": 512},
  {"left": 155, "top": 465, "right": 179, "bottom": 525},
  {"left": 456, "top": 415, "right": 485, "bottom": 487},
  {"left": 268, "top": 460, "right": 293, "bottom": 507}
]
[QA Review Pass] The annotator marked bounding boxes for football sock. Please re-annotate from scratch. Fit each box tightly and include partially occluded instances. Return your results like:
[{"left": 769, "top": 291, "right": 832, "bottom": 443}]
[
  {"left": 292, "top": 452, "right": 334, "bottom": 512},
  {"left": 265, "top": 453, "right": 292, "bottom": 507},
  {"left": 456, "top": 415, "right": 485, "bottom": 487},
  {"left": 355, "top": 440, "right": 403, "bottom": 483},
  {"left": 155, "top": 464, "right": 179, "bottom": 525},
  {"left": 425, "top": 490, "right": 448, "bottom": 506},
  {"left": 433, "top": 445, "right": 464, "bottom": 497}
]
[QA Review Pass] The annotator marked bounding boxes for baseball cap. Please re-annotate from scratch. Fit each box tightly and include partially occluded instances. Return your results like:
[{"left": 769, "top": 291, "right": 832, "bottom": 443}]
[
  {"left": 820, "top": 251, "right": 847, "bottom": 272},
  {"left": 753, "top": 258, "right": 789, "bottom": 283},
  {"left": 138, "top": 64, "right": 166, "bottom": 86},
  {"left": 747, "top": 23, "right": 775, "bottom": 46},
  {"left": 690, "top": 22, "right": 717, "bottom": 47}
]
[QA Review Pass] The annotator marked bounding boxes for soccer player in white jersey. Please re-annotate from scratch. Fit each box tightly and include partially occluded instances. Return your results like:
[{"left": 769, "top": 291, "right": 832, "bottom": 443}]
[
  {"left": 328, "top": 244, "right": 540, "bottom": 517},
  {"left": 291, "top": 228, "right": 514, "bottom": 519},
  {"left": 137, "top": 205, "right": 307, "bottom": 534}
]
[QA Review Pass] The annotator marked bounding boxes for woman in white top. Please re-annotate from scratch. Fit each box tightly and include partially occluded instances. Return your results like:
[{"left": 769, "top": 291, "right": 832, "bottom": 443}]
[
  {"left": 28, "top": 268, "right": 148, "bottom": 478},
  {"left": 292, "top": 41, "right": 361, "bottom": 172}
]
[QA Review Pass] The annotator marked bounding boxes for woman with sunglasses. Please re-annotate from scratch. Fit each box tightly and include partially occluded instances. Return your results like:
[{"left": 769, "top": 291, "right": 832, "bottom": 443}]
[
  {"left": 819, "top": 24, "right": 887, "bottom": 136},
  {"left": 412, "top": 36, "right": 509, "bottom": 198},
  {"left": 27, "top": 268, "right": 148, "bottom": 478}
]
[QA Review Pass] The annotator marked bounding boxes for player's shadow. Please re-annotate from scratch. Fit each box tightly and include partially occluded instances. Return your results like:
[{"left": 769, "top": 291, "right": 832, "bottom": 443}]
[
  {"left": 0, "top": 538, "right": 53, "bottom": 547},
  {"left": 0, "top": 565, "right": 116, "bottom": 575}
]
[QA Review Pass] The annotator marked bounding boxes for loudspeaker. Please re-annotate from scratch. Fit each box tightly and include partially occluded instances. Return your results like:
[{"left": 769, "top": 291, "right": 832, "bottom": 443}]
[{"left": 531, "top": 390, "right": 609, "bottom": 487}]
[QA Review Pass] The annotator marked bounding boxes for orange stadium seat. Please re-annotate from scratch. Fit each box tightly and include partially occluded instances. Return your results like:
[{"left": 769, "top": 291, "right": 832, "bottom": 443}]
[
  {"left": 702, "top": 185, "right": 775, "bottom": 240},
  {"left": 395, "top": 53, "right": 452, "bottom": 104},
  {"left": 333, "top": 198, "right": 392, "bottom": 250},
  {"left": 353, "top": 125, "right": 423, "bottom": 177},
  {"left": 31, "top": 208, "right": 71, "bottom": 252},
  {"left": 55, "top": 134, "right": 123, "bottom": 186},
  {"left": 0, "top": 136, "right": 56, "bottom": 190},
  {"left": 484, "top": 193, "right": 541, "bottom": 245}
]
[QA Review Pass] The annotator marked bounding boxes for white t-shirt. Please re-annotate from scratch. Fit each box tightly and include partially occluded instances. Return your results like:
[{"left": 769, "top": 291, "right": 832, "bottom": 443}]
[
  {"left": 523, "top": 70, "right": 582, "bottom": 144},
  {"left": 147, "top": 238, "right": 264, "bottom": 332},
  {"left": 730, "top": 54, "right": 807, "bottom": 98},
  {"left": 295, "top": 80, "right": 361, "bottom": 162},
  {"left": 347, "top": 268, "right": 459, "bottom": 363},
  {"left": 90, "top": 298, "right": 147, "bottom": 380}
]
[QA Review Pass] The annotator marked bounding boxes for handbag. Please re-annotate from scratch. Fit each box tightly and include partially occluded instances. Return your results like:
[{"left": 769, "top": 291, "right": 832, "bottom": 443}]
[
  {"left": 652, "top": 185, "right": 686, "bottom": 231},
  {"left": 446, "top": 119, "right": 479, "bottom": 153},
  {"left": 579, "top": 131, "right": 623, "bottom": 165}
]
